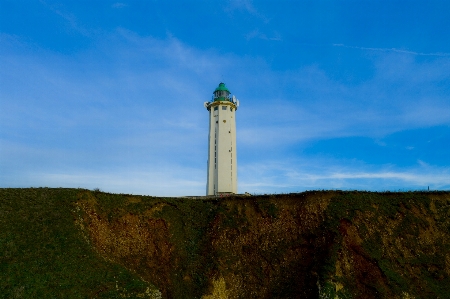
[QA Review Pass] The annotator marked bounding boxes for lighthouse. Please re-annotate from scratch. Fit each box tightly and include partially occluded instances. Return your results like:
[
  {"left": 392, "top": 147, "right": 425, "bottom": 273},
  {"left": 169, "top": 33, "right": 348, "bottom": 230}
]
[{"left": 204, "top": 83, "right": 239, "bottom": 195}]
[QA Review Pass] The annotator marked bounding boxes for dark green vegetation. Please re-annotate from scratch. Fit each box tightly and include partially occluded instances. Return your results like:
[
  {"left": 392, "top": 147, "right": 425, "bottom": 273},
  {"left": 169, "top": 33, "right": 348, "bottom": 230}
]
[
  {"left": 0, "top": 188, "right": 157, "bottom": 299},
  {"left": 1, "top": 188, "right": 449, "bottom": 298}
]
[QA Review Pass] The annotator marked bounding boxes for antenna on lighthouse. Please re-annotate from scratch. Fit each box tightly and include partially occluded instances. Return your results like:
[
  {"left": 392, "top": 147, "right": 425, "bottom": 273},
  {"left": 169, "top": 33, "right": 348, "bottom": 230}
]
[{"left": 204, "top": 101, "right": 209, "bottom": 108}]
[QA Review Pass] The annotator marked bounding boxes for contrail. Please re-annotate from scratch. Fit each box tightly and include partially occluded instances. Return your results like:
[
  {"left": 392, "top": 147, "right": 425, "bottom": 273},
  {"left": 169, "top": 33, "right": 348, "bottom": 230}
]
[{"left": 332, "top": 43, "right": 450, "bottom": 57}]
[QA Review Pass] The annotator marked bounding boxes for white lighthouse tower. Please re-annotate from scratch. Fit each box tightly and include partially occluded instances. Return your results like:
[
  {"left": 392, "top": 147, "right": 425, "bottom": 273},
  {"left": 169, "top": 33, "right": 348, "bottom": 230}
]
[{"left": 204, "top": 83, "right": 239, "bottom": 195}]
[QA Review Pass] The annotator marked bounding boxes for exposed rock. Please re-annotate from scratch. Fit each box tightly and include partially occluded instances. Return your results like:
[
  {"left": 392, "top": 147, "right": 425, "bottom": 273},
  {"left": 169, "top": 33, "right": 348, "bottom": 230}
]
[{"left": 74, "top": 190, "right": 450, "bottom": 299}]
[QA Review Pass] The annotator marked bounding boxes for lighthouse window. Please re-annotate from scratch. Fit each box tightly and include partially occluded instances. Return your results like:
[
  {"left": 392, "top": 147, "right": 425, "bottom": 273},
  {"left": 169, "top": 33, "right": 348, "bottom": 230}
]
[
  {"left": 214, "top": 106, "right": 218, "bottom": 111},
  {"left": 222, "top": 106, "right": 227, "bottom": 110}
]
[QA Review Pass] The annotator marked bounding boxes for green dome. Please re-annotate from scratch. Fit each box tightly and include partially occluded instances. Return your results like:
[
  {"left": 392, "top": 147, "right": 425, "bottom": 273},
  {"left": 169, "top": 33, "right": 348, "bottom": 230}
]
[{"left": 214, "top": 82, "right": 230, "bottom": 93}]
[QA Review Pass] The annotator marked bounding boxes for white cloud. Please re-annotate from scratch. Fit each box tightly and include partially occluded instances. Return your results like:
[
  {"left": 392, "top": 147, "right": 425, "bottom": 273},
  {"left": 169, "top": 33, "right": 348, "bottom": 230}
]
[
  {"left": 2, "top": 30, "right": 450, "bottom": 195},
  {"left": 226, "top": 0, "right": 269, "bottom": 22},
  {"left": 2, "top": 168, "right": 204, "bottom": 197},
  {"left": 235, "top": 53, "right": 450, "bottom": 148},
  {"left": 245, "top": 29, "right": 282, "bottom": 41},
  {"left": 112, "top": 3, "right": 127, "bottom": 8},
  {"left": 39, "top": 1, "right": 91, "bottom": 36},
  {"left": 239, "top": 158, "right": 450, "bottom": 194}
]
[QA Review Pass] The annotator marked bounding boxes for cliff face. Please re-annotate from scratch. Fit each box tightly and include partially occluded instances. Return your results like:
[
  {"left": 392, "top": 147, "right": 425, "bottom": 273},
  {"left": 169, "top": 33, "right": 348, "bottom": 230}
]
[
  {"left": 75, "top": 190, "right": 450, "bottom": 299},
  {"left": 1, "top": 188, "right": 448, "bottom": 298}
]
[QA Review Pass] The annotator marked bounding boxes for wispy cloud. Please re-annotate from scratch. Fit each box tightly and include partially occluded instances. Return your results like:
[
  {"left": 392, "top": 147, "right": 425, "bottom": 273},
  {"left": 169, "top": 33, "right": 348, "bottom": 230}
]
[
  {"left": 239, "top": 158, "right": 450, "bottom": 193},
  {"left": 4, "top": 30, "right": 448, "bottom": 151},
  {"left": 2, "top": 168, "right": 204, "bottom": 196},
  {"left": 226, "top": 0, "right": 269, "bottom": 22},
  {"left": 245, "top": 29, "right": 282, "bottom": 41},
  {"left": 39, "top": 0, "right": 91, "bottom": 36},
  {"left": 235, "top": 54, "right": 450, "bottom": 149},
  {"left": 0, "top": 31, "right": 238, "bottom": 195},
  {"left": 112, "top": 3, "right": 127, "bottom": 8},
  {"left": 2, "top": 27, "right": 449, "bottom": 194}
]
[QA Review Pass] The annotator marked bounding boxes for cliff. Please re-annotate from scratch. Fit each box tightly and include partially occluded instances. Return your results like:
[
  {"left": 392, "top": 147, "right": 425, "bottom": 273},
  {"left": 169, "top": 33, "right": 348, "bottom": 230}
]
[{"left": 1, "top": 188, "right": 449, "bottom": 298}]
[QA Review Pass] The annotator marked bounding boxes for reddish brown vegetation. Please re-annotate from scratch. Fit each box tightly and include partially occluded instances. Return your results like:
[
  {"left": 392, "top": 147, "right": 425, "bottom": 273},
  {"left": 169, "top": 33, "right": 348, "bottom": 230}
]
[{"left": 75, "top": 190, "right": 450, "bottom": 299}]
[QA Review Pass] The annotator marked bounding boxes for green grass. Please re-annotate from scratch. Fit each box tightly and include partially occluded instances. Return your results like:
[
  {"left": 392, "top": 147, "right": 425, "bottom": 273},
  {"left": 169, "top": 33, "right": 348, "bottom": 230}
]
[{"left": 0, "top": 188, "right": 157, "bottom": 299}]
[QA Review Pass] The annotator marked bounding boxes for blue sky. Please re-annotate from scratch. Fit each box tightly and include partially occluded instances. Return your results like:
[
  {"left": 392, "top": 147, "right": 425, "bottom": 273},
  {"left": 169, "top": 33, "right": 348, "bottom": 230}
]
[{"left": 1, "top": 0, "right": 449, "bottom": 196}]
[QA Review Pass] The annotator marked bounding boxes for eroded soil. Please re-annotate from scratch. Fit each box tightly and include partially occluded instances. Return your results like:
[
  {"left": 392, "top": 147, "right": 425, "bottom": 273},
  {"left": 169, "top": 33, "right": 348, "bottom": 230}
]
[{"left": 75, "top": 191, "right": 450, "bottom": 299}]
